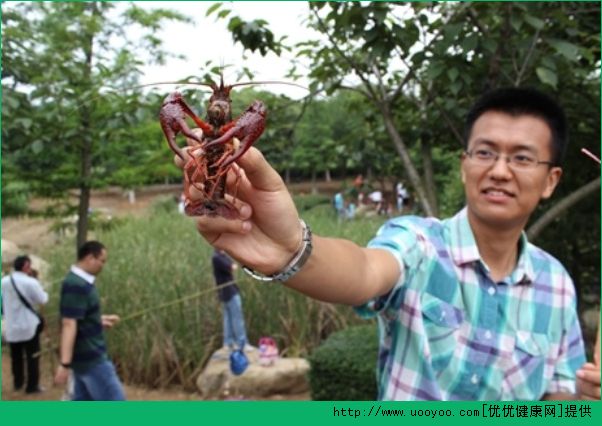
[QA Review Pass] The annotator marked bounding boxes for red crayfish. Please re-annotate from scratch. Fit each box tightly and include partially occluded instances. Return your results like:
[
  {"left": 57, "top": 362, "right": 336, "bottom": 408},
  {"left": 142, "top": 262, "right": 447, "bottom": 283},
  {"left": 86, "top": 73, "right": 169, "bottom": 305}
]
[{"left": 159, "top": 78, "right": 268, "bottom": 219}]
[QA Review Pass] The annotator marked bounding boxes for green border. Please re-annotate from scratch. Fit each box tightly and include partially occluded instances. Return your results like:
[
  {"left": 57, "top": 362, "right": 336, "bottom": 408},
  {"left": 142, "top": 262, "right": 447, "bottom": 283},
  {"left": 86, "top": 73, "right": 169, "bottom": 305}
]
[
  {"left": 0, "top": 1, "right": 600, "bottom": 426},
  {"left": 0, "top": 401, "right": 600, "bottom": 425}
]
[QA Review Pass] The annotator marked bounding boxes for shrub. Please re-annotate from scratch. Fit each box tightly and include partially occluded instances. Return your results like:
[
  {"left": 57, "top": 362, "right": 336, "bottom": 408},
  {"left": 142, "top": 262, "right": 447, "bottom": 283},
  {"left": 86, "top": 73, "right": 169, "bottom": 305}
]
[
  {"left": 308, "top": 324, "right": 378, "bottom": 400},
  {"left": 1, "top": 180, "right": 30, "bottom": 216}
]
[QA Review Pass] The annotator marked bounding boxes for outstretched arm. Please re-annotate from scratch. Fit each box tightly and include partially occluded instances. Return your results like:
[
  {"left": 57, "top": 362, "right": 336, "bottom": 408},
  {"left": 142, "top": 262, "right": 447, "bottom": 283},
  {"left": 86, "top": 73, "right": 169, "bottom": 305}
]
[{"left": 176, "top": 145, "right": 400, "bottom": 305}]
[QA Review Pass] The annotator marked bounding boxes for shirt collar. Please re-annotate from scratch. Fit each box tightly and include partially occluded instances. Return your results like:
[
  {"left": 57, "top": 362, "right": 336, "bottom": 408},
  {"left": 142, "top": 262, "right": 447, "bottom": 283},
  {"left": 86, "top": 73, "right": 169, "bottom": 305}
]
[
  {"left": 70, "top": 265, "right": 96, "bottom": 284},
  {"left": 447, "top": 207, "right": 535, "bottom": 285}
]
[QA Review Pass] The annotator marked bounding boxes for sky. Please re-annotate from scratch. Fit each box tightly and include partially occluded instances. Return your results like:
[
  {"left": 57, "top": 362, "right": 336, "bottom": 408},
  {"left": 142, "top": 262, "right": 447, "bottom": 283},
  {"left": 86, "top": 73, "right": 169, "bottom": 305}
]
[{"left": 132, "top": 1, "right": 316, "bottom": 99}]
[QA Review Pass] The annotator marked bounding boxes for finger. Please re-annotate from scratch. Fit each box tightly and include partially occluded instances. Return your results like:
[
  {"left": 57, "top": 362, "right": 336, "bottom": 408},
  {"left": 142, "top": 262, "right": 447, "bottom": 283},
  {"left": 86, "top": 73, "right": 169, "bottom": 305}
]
[
  {"left": 581, "top": 362, "right": 599, "bottom": 371},
  {"left": 223, "top": 193, "right": 253, "bottom": 220},
  {"left": 235, "top": 147, "right": 286, "bottom": 192},
  {"left": 188, "top": 184, "right": 206, "bottom": 202},
  {"left": 195, "top": 216, "right": 252, "bottom": 246},
  {"left": 174, "top": 146, "right": 196, "bottom": 168},
  {"left": 577, "top": 368, "right": 601, "bottom": 384},
  {"left": 185, "top": 128, "right": 204, "bottom": 147},
  {"left": 224, "top": 165, "right": 255, "bottom": 201}
]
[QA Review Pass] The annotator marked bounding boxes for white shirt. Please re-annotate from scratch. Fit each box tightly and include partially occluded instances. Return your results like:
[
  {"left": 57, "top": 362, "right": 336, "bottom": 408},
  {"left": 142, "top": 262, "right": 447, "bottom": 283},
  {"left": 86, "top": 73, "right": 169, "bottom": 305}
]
[
  {"left": 1, "top": 271, "right": 49, "bottom": 342},
  {"left": 369, "top": 191, "right": 383, "bottom": 203},
  {"left": 70, "top": 264, "right": 96, "bottom": 285}
]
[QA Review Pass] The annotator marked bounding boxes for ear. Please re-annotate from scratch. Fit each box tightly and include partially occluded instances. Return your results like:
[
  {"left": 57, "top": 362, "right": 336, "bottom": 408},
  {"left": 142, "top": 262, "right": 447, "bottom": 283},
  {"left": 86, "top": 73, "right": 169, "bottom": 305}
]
[
  {"left": 541, "top": 167, "right": 563, "bottom": 199},
  {"left": 460, "top": 155, "right": 467, "bottom": 184}
]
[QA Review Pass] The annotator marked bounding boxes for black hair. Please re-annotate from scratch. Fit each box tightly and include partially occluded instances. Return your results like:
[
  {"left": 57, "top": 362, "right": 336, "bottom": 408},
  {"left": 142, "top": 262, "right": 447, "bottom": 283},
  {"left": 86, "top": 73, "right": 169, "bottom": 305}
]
[
  {"left": 13, "top": 255, "right": 31, "bottom": 272},
  {"left": 464, "top": 87, "right": 568, "bottom": 166},
  {"left": 77, "top": 240, "right": 106, "bottom": 260}
]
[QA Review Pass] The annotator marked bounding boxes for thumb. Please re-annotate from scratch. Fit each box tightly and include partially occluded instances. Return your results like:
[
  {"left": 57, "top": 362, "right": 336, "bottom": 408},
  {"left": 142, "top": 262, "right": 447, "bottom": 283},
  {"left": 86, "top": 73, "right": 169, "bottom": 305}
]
[{"left": 235, "top": 147, "right": 285, "bottom": 192}]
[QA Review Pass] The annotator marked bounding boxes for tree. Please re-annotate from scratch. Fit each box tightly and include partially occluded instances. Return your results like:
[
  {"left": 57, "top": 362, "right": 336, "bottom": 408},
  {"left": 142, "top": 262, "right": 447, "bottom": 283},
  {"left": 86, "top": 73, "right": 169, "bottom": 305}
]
[{"left": 2, "top": 2, "right": 189, "bottom": 252}]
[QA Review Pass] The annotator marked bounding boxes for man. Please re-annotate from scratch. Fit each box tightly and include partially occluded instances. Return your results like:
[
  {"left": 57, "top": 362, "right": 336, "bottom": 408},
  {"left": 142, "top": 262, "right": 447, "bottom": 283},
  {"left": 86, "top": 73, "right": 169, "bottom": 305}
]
[
  {"left": 212, "top": 248, "right": 249, "bottom": 351},
  {"left": 396, "top": 182, "right": 408, "bottom": 212},
  {"left": 176, "top": 87, "right": 600, "bottom": 400},
  {"left": 53, "top": 241, "right": 125, "bottom": 401},
  {"left": 1, "top": 255, "right": 48, "bottom": 394}
]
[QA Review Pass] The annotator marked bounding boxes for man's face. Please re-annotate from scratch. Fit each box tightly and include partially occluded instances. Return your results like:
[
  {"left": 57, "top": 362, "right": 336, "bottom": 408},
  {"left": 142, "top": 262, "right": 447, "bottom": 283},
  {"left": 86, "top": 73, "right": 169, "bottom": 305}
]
[
  {"left": 88, "top": 249, "right": 108, "bottom": 276},
  {"left": 461, "top": 111, "right": 562, "bottom": 230}
]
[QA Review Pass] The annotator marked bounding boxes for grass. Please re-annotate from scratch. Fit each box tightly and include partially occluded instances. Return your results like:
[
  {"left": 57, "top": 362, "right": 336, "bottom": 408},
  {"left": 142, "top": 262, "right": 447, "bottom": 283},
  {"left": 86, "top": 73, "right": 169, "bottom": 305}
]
[{"left": 42, "top": 196, "right": 386, "bottom": 389}]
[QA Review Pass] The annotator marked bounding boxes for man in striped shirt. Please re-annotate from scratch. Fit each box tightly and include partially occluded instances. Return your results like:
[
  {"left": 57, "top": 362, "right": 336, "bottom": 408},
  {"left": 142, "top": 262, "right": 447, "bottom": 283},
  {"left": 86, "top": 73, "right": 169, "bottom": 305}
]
[
  {"left": 54, "top": 241, "right": 125, "bottom": 400},
  {"left": 181, "top": 87, "right": 600, "bottom": 400}
]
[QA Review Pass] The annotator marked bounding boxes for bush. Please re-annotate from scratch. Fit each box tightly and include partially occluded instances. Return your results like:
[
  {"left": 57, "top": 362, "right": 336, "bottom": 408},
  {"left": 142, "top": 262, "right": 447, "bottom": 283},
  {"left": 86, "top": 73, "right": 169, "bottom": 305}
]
[
  {"left": 1, "top": 180, "right": 30, "bottom": 216},
  {"left": 308, "top": 324, "right": 378, "bottom": 400}
]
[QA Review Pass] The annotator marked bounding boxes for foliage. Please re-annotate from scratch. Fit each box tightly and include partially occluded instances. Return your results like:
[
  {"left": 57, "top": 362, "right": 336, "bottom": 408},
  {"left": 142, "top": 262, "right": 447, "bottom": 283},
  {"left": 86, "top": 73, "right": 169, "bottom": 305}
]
[
  {"left": 1, "top": 178, "right": 30, "bottom": 216},
  {"left": 308, "top": 324, "right": 379, "bottom": 401},
  {"left": 1, "top": 1, "right": 189, "bottom": 248}
]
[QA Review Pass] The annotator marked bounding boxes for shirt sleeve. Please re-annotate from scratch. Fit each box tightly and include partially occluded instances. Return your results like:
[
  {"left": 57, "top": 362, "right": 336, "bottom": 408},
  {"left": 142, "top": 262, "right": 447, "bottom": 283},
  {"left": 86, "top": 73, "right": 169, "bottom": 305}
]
[
  {"left": 25, "top": 278, "right": 49, "bottom": 305},
  {"left": 354, "top": 218, "right": 428, "bottom": 321}
]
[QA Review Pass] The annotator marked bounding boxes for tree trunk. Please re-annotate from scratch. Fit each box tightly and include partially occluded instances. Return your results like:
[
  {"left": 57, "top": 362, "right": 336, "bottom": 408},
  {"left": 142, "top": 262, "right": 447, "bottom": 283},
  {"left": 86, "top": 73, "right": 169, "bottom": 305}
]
[
  {"left": 311, "top": 169, "right": 318, "bottom": 194},
  {"left": 127, "top": 189, "right": 136, "bottom": 204},
  {"left": 285, "top": 168, "right": 291, "bottom": 185},
  {"left": 380, "top": 104, "right": 435, "bottom": 216},
  {"left": 75, "top": 2, "right": 98, "bottom": 254},
  {"left": 324, "top": 169, "right": 331, "bottom": 182},
  {"left": 420, "top": 135, "right": 438, "bottom": 216},
  {"left": 527, "top": 177, "right": 601, "bottom": 241}
]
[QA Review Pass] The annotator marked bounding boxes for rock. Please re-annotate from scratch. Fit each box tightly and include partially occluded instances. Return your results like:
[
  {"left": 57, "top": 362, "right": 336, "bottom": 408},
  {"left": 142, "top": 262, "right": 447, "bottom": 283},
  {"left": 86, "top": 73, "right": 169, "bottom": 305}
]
[
  {"left": 1, "top": 239, "right": 50, "bottom": 288},
  {"left": 197, "top": 347, "right": 310, "bottom": 399},
  {"left": 1, "top": 239, "right": 21, "bottom": 268}
]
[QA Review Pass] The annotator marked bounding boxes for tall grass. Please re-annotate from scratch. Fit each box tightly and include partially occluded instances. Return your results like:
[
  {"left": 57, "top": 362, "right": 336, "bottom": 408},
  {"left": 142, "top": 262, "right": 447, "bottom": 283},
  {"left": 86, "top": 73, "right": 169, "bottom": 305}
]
[{"left": 43, "top": 197, "right": 385, "bottom": 389}]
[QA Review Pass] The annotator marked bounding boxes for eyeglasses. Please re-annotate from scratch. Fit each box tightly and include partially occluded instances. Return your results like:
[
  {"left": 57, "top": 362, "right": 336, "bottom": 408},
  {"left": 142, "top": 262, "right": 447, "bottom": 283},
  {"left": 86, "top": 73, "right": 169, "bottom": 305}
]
[{"left": 464, "top": 148, "right": 554, "bottom": 171}]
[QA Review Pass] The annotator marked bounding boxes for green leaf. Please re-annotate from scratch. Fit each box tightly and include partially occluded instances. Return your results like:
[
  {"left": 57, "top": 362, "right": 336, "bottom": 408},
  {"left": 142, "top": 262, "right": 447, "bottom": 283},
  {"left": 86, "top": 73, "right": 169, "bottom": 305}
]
[
  {"left": 548, "top": 39, "right": 580, "bottom": 62},
  {"left": 462, "top": 34, "right": 478, "bottom": 53},
  {"left": 447, "top": 68, "right": 459, "bottom": 82},
  {"left": 31, "top": 140, "right": 44, "bottom": 154},
  {"left": 205, "top": 3, "right": 222, "bottom": 17},
  {"left": 217, "top": 10, "right": 231, "bottom": 19},
  {"left": 444, "top": 23, "right": 462, "bottom": 41},
  {"left": 482, "top": 39, "right": 498, "bottom": 54},
  {"left": 510, "top": 15, "right": 522, "bottom": 32},
  {"left": 536, "top": 67, "right": 558, "bottom": 89},
  {"left": 425, "top": 62, "right": 445, "bottom": 80},
  {"left": 524, "top": 15, "right": 545, "bottom": 30}
]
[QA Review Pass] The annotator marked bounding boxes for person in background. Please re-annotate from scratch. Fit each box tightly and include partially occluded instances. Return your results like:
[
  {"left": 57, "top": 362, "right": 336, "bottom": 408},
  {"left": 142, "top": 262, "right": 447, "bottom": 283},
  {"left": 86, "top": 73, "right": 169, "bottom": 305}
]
[
  {"left": 54, "top": 241, "right": 124, "bottom": 401},
  {"left": 212, "top": 249, "right": 251, "bottom": 352},
  {"left": 1, "top": 255, "right": 48, "bottom": 394},
  {"left": 396, "top": 181, "right": 408, "bottom": 212},
  {"left": 333, "top": 192, "right": 345, "bottom": 219}
]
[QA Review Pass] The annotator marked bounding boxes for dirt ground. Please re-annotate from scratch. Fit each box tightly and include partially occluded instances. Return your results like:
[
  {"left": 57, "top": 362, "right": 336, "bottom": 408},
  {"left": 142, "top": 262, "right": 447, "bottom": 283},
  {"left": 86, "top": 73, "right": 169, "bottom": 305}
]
[{"left": 1, "top": 347, "right": 202, "bottom": 401}]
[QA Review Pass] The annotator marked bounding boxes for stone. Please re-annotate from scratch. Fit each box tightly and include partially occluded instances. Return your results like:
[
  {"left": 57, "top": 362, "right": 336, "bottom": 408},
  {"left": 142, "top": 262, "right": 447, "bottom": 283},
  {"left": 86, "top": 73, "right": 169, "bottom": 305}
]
[
  {"left": 1, "top": 239, "right": 50, "bottom": 288},
  {"left": 196, "top": 347, "right": 310, "bottom": 399}
]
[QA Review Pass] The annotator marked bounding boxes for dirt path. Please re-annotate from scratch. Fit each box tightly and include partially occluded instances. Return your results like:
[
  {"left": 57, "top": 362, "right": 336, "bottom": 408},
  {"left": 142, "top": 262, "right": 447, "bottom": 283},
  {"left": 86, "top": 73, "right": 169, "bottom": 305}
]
[{"left": 1, "top": 348, "right": 200, "bottom": 401}]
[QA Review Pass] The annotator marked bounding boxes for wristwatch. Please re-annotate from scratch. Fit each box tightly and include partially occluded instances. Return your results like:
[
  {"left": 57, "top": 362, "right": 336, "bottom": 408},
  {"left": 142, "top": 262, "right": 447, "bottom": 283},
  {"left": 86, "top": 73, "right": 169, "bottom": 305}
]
[{"left": 242, "top": 219, "right": 312, "bottom": 283}]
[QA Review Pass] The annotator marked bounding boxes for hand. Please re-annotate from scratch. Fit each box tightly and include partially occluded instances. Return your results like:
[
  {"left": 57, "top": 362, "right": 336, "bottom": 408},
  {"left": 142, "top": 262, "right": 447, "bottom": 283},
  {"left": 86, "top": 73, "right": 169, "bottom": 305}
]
[
  {"left": 576, "top": 362, "right": 601, "bottom": 400},
  {"left": 54, "top": 365, "right": 70, "bottom": 386},
  {"left": 101, "top": 314, "right": 120, "bottom": 329},
  {"left": 176, "top": 141, "right": 302, "bottom": 275}
]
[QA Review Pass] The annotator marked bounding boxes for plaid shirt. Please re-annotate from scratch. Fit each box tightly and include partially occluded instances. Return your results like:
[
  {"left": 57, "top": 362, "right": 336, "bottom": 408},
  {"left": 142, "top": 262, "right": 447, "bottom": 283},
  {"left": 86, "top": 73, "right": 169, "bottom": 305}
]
[{"left": 356, "top": 207, "right": 585, "bottom": 401}]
